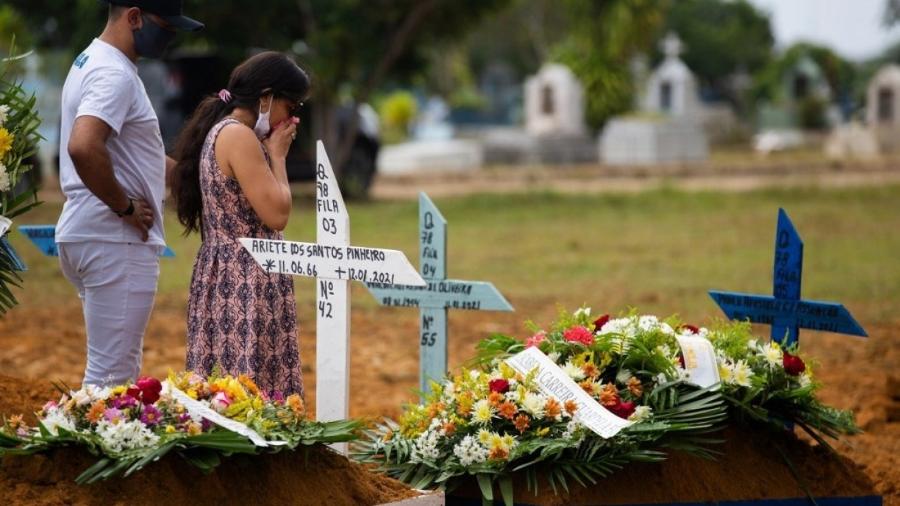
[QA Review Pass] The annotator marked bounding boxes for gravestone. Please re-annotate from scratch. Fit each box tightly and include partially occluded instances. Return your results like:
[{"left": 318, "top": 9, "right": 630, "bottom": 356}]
[
  {"left": 525, "top": 63, "right": 586, "bottom": 138},
  {"left": 709, "top": 209, "right": 867, "bottom": 347},
  {"left": 365, "top": 193, "right": 513, "bottom": 395},
  {"left": 239, "top": 141, "right": 426, "bottom": 429},
  {"left": 599, "top": 33, "right": 708, "bottom": 166},
  {"left": 18, "top": 225, "right": 176, "bottom": 257},
  {"left": 866, "top": 64, "right": 900, "bottom": 153}
]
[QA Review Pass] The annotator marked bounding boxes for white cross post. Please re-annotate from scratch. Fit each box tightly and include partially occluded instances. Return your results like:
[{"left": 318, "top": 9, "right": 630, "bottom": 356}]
[{"left": 240, "top": 141, "right": 425, "bottom": 451}]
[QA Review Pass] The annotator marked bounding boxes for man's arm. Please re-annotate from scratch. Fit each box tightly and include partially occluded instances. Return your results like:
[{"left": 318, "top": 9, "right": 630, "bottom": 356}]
[{"left": 68, "top": 115, "right": 154, "bottom": 240}]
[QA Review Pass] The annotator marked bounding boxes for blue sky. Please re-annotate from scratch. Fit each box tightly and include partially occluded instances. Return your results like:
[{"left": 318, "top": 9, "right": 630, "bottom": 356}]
[{"left": 747, "top": 0, "right": 900, "bottom": 61}]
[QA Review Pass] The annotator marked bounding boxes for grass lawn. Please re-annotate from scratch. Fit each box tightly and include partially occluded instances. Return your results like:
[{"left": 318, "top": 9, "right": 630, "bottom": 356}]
[{"left": 9, "top": 183, "right": 900, "bottom": 324}]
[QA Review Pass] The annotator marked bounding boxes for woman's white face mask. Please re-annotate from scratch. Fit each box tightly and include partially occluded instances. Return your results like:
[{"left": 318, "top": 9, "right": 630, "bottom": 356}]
[{"left": 253, "top": 95, "right": 274, "bottom": 139}]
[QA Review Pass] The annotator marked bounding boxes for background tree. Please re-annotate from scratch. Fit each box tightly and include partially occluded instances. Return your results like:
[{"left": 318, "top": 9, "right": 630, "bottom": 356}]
[
  {"left": 661, "top": 0, "right": 773, "bottom": 103},
  {"left": 5, "top": 0, "right": 510, "bottom": 184}
]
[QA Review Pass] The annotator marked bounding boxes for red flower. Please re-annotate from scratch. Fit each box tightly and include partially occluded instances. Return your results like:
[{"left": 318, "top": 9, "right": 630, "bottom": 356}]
[
  {"left": 782, "top": 351, "right": 806, "bottom": 376},
  {"left": 608, "top": 400, "right": 636, "bottom": 419},
  {"left": 136, "top": 376, "right": 163, "bottom": 404},
  {"left": 593, "top": 314, "right": 610, "bottom": 332},
  {"left": 564, "top": 326, "right": 594, "bottom": 346},
  {"left": 126, "top": 386, "right": 142, "bottom": 399},
  {"left": 489, "top": 379, "right": 510, "bottom": 394},
  {"left": 680, "top": 324, "right": 700, "bottom": 335}
]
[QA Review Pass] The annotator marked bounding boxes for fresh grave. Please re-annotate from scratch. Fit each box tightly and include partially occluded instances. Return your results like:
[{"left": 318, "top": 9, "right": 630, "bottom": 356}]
[
  {"left": 354, "top": 210, "right": 878, "bottom": 505},
  {"left": 353, "top": 308, "right": 876, "bottom": 505},
  {"left": 0, "top": 373, "right": 418, "bottom": 506},
  {"left": 366, "top": 192, "right": 514, "bottom": 396}
]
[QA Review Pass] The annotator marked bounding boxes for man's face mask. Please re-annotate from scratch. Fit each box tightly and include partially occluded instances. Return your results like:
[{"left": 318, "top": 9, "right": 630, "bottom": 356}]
[{"left": 133, "top": 15, "right": 176, "bottom": 59}]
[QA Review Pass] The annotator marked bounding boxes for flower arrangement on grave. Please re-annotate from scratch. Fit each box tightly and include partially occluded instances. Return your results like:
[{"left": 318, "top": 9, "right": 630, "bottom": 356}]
[
  {"left": 0, "top": 41, "right": 43, "bottom": 314},
  {"left": 0, "top": 370, "right": 359, "bottom": 484},
  {"left": 354, "top": 307, "right": 859, "bottom": 506}
]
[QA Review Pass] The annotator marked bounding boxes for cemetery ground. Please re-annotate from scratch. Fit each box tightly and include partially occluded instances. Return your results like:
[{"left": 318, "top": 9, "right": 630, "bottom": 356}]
[{"left": 1, "top": 183, "right": 898, "bottom": 503}]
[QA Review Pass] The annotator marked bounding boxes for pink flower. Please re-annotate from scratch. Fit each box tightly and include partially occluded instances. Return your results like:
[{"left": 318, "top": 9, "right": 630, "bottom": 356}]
[
  {"left": 140, "top": 405, "right": 162, "bottom": 427},
  {"left": 525, "top": 331, "right": 547, "bottom": 348},
  {"left": 210, "top": 391, "right": 232, "bottom": 413},
  {"left": 563, "top": 326, "right": 594, "bottom": 346},
  {"left": 103, "top": 408, "right": 124, "bottom": 424},
  {"left": 42, "top": 401, "right": 58, "bottom": 412}
]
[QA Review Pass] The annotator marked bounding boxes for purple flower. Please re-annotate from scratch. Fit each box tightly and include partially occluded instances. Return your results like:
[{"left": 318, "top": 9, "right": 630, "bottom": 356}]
[
  {"left": 271, "top": 391, "right": 285, "bottom": 403},
  {"left": 111, "top": 395, "right": 138, "bottom": 410},
  {"left": 200, "top": 418, "right": 213, "bottom": 432},
  {"left": 139, "top": 405, "right": 163, "bottom": 427}
]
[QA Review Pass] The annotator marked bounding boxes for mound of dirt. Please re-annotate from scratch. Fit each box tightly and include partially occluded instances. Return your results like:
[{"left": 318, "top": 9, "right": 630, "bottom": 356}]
[
  {"left": 0, "top": 376, "right": 417, "bottom": 506},
  {"left": 451, "top": 425, "right": 880, "bottom": 505}
]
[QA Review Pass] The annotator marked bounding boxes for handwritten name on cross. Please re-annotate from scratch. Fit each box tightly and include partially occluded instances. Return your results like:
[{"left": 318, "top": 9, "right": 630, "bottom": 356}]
[
  {"left": 240, "top": 141, "right": 426, "bottom": 427},
  {"left": 18, "top": 225, "right": 176, "bottom": 258},
  {"left": 709, "top": 208, "right": 866, "bottom": 347},
  {"left": 365, "top": 192, "right": 513, "bottom": 396}
]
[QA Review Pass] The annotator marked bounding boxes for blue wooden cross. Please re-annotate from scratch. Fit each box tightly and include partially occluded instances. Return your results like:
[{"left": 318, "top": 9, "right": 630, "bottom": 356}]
[
  {"left": 18, "top": 225, "right": 176, "bottom": 257},
  {"left": 709, "top": 209, "right": 866, "bottom": 347},
  {"left": 365, "top": 193, "right": 514, "bottom": 395}
]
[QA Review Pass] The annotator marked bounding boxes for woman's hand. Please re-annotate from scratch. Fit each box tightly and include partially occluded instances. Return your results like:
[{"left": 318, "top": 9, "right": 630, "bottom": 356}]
[{"left": 262, "top": 117, "right": 299, "bottom": 160}]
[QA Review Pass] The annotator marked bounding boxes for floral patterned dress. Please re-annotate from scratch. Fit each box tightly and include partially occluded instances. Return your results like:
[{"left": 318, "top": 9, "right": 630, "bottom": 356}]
[{"left": 186, "top": 118, "right": 303, "bottom": 397}]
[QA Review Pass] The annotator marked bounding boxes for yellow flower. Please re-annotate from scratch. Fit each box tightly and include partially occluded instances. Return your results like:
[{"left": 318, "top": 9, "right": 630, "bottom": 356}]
[
  {"left": 536, "top": 427, "right": 550, "bottom": 437},
  {"left": 498, "top": 362, "right": 516, "bottom": 380},
  {"left": 165, "top": 425, "right": 176, "bottom": 434},
  {"left": 111, "top": 385, "right": 127, "bottom": 395},
  {"left": 0, "top": 128, "right": 13, "bottom": 158},
  {"left": 478, "top": 429, "right": 492, "bottom": 445},
  {"left": 472, "top": 399, "right": 494, "bottom": 424}
]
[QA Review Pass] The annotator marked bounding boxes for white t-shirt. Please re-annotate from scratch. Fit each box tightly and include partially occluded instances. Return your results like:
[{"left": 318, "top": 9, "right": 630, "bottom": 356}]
[{"left": 56, "top": 38, "right": 166, "bottom": 250}]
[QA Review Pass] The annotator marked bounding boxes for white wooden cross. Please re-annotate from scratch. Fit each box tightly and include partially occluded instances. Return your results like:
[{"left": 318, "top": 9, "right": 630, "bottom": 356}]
[{"left": 240, "top": 141, "right": 425, "bottom": 432}]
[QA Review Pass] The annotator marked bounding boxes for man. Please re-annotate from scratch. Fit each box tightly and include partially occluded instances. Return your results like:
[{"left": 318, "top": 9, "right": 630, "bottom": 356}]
[{"left": 57, "top": 1, "right": 202, "bottom": 386}]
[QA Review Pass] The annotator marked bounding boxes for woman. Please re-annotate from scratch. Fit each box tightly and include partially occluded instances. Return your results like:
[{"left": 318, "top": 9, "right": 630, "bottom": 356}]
[{"left": 172, "top": 51, "right": 309, "bottom": 396}]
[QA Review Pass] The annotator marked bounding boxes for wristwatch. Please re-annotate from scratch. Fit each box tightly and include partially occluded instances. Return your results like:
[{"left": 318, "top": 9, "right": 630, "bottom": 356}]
[{"left": 114, "top": 199, "right": 135, "bottom": 218}]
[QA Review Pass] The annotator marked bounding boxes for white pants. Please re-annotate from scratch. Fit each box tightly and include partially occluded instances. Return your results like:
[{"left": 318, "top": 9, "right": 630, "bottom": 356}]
[{"left": 59, "top": 242, "right": 160, "bottom": 387}]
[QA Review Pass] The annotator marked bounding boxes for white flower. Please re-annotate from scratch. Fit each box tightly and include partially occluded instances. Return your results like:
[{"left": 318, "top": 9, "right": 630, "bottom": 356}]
[
  {"left": 453, "top": 435, "right": 488, "bottom": 467},
  {"left": 95, "top": 419, "right": 159, "bottom": 454},
  {"left": 638, "top": 315, "right": 660, "bottom": 332},
  {"left": 659, "top": 322, "right": 675, "bottom": 336},
  {"left": 70, "top": 385, "right": 112, "bottom": 406},
  {"left": 731, "top": 360, "right": 753, "bottom": 387},
  {"left": 628, "top": 405, "right": 653, "bottom": 423},
  {"left": 0, "top": 164, "right": 10, "bottom": 193},
  {"left": 443, "top": 381, "right": 456, "bottom": 398},
  {"left": 0, "top": 105, "right": 9, "bottom": 126},
  {"left": 798, "top": 373, "right": 812, "bottom": 388},
  {"left": 410, "top": 428, "right": 442, "bottom": 462},
  {"left": 760, "top": 342, "right": 783, "bottom": 368},
  {"left": 547, "top": 351, "right": 561, "bottom": 363},
  {"left": 41, "top": 407, "right": 77, "bottom": 436},
  {"left": 747, "top": 339, "right": 759, "bottom": 351},
  {"left": 469, "top": 370, "right": 481, "bottom": 381},
  {"left": 574, "top": 307, "right": 591, "bottom": 319},
  {"left": 561, "top": 361, "right": 585, "bottom": 381},
  {"left": 561, "top": 419, "right": 581, "bottom": 439},
  {"left": 522, "top": 392, "right": 546, "bottom": 418}
]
